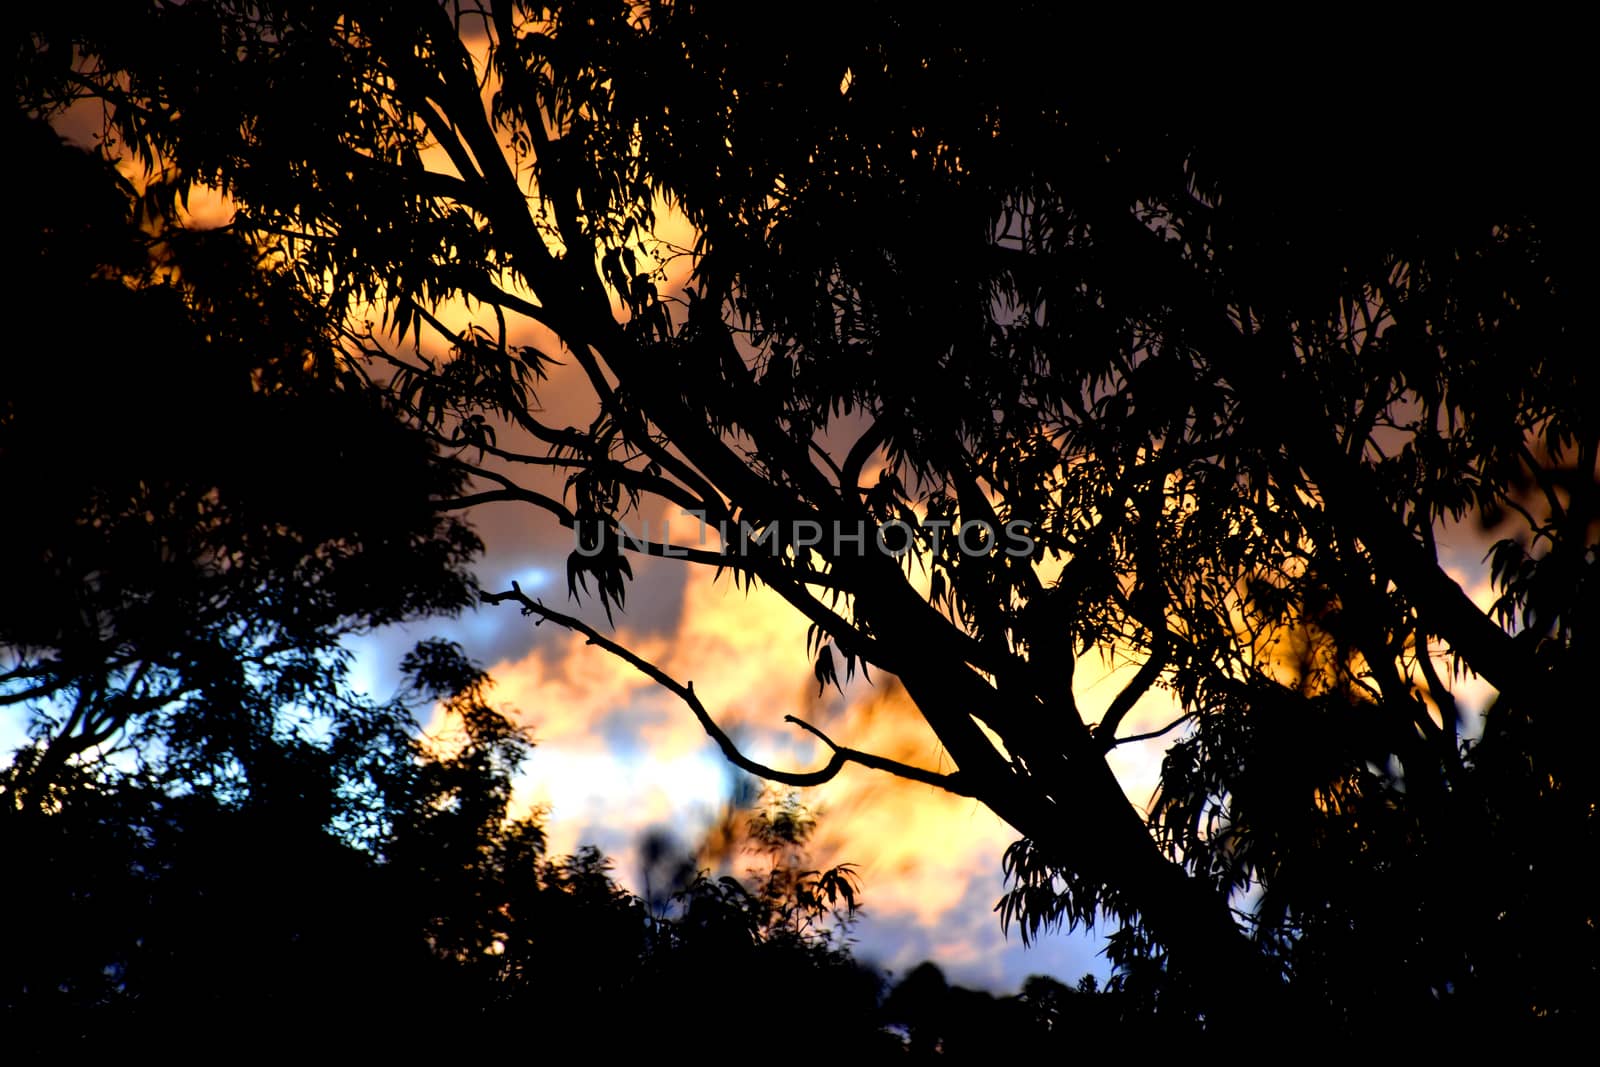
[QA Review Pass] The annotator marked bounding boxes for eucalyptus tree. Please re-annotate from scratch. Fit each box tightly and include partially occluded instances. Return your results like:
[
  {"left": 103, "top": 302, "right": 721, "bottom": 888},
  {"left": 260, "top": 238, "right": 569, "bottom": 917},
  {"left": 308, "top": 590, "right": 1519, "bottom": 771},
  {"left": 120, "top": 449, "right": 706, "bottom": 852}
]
[{"left": 35, "top": 0, "right": 1593, "bottom": 1029}]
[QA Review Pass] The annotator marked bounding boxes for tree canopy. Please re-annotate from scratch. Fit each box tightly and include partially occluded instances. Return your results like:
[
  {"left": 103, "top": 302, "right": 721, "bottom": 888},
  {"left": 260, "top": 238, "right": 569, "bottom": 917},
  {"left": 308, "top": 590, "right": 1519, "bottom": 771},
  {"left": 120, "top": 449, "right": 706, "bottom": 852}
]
[
  {"left": 2, "top": 106, "right": 483, "bottom": 806},
  {"left": 17, "top": 0, "right": 1596, "bottom": 1035}
]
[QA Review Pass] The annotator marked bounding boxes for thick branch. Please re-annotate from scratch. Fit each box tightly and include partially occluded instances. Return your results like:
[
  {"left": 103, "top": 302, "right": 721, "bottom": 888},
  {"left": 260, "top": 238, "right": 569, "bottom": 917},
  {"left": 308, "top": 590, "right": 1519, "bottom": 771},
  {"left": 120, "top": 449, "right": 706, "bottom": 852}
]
[
  {"left": 841, "top": 417, "right": 890, "bottom": 495},
  {"left": 1096, "top": 634, "right": 1171, "bottom": 751}
]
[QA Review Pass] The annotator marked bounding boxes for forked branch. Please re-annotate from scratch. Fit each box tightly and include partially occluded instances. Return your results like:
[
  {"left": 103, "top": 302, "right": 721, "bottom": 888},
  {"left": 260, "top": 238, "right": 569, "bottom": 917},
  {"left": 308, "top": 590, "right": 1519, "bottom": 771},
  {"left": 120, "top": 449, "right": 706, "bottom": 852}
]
[{"left": 480, "top": 582, "right": 971, "bottom": 795}]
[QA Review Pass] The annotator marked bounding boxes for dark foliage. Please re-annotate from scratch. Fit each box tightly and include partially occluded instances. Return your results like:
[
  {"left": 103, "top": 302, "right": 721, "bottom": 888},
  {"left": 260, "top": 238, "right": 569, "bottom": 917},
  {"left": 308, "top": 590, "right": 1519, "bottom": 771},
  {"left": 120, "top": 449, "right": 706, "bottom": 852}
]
[
  {"left": 0, "top": 644, "right": 912, "bottom": 1056},
  {"left": 1, "top": 110, "right": 483, "bottom": 804}
]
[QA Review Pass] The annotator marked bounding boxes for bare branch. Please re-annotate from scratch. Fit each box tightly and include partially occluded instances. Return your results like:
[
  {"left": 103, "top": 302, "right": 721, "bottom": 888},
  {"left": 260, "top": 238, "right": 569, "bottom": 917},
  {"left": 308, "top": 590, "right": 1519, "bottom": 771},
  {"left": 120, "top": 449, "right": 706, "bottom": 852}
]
[
  {"left": 1106, "top": 711, "right": 1194, "bottom": 749},
  {"left": 783, "top": 714, "right": 973, "bottom": 794},
  {"left": 1413, "top": 627, "right": 1461, "bottom": 743},
  {"left": 480, "top": 583, "right": 967, "bottom": 794},
  {"left": 433, "top": 464, "right": 574, "bottom": 524}
]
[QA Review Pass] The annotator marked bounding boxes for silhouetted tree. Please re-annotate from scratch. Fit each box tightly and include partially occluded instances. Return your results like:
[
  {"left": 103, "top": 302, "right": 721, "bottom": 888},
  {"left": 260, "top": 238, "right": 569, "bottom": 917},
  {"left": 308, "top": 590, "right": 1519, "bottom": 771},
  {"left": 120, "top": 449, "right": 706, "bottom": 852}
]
[
  {"left": 879, "top": 964, "right": 1146, "bottom": 1061},
  {"left": 4, "top": 634, "right": 908, "bottom": 1054},
  {"left": 1, "top": 108, "right": 482, "bottom": 808},
  {"left": 6, "top": 53, "right": 491, "bottom": 1052},
  {"left": 618, "top": 787, "right": 891, "bottom": 1052},
  {"left": 25, "top": 1, "right": 1595, "bottom": 1035}
]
